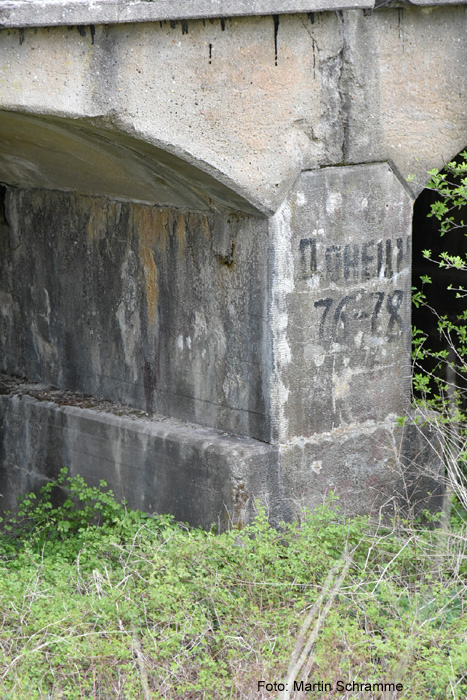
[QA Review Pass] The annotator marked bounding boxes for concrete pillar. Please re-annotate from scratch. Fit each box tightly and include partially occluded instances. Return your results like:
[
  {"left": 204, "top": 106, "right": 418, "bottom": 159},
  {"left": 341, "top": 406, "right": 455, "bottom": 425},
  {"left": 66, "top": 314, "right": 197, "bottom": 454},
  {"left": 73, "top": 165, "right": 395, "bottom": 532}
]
[
  {"left": 271, "top": 164, "right": 413, "bottom": 440},
  {"left": 269, "top": 163, "right": 414, "bottom": 514}
]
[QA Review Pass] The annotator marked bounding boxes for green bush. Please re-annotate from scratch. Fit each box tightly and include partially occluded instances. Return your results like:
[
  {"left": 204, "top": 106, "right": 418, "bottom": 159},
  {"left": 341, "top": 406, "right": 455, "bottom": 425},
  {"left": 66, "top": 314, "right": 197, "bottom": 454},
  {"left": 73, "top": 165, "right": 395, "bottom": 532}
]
[{"left": 1, "top": 472, "right": 466, "bottom": 699}]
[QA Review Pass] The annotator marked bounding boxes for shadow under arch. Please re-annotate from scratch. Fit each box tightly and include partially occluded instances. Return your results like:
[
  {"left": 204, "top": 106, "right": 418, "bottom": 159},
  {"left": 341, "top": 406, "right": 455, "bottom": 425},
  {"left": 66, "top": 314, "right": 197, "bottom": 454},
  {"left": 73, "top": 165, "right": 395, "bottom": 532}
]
[
  {"left": 0, "top": 110, "right": 263, "bottom": 215},
  {"left": 0, "top": 110, "right": 272, "bottom": 441}
]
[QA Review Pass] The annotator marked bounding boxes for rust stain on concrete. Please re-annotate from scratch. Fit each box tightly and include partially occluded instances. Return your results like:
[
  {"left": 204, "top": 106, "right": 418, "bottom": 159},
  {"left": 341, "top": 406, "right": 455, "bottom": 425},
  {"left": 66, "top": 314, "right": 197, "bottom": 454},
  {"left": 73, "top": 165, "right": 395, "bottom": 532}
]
[
  {"left": 175, "top": 212, "right": 186, "bottom": 255},
  {"left": 200, "top": 214, "right": 210, "bottom": 240},
  {"left": 86, "top": 197, "right": 108, "bottom": 244},
  {"left": 133, "top": 206, "right": 160, "bottom": 326}
]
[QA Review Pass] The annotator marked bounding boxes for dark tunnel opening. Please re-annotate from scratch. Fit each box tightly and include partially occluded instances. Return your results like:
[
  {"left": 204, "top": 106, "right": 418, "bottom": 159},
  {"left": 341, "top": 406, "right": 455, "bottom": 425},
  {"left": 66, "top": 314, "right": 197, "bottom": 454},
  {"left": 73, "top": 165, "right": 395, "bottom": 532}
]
[{"left": 412, "top": 156, "right": 467, "bottom": 405}]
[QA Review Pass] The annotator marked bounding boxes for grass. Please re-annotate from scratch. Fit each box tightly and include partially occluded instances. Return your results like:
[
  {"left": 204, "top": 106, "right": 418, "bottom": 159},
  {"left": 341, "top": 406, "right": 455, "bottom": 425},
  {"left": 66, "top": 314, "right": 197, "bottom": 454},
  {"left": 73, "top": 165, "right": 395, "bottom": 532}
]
[{"left": 0, "top": 469, "right": 466, "bottom": 699}]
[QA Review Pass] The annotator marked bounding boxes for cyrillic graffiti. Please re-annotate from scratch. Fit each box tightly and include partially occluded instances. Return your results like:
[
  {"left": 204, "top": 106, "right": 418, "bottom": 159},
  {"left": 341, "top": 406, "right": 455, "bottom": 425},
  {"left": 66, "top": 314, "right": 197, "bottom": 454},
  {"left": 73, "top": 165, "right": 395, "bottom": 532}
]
[
  {"left": 299, "top": 235, "right": 408, "bottom": 344},
  {"left": 299, "top": 236, "right": 411, "bottom": 283}
]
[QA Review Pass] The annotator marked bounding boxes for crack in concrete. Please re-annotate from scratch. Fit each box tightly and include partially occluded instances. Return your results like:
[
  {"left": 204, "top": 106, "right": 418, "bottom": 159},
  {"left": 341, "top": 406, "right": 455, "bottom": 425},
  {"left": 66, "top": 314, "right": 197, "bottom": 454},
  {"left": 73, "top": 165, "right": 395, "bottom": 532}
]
[
  {"left": 300, "top": 16, "right": 320, "bottom": 83},
  {"left": 336, "top": 10, "right": 349, "bottom": 165},
  {"left": 305, "top": 11, "right": 346, "bottom": 168}
]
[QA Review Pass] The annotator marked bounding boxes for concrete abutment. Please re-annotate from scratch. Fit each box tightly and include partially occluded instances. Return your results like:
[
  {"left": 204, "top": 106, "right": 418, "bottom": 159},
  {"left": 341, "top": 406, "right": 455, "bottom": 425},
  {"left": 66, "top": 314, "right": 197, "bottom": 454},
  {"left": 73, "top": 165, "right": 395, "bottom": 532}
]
[{"left": 1, "top": 2, "right": 464, "bottom": 524}]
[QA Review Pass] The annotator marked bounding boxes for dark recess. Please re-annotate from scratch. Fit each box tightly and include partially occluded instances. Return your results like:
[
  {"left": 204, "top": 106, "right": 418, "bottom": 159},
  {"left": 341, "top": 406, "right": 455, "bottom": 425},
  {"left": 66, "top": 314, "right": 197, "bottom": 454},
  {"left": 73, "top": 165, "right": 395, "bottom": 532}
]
[{"left": 412, "top": 162, "right": 467, "bottom": 399}]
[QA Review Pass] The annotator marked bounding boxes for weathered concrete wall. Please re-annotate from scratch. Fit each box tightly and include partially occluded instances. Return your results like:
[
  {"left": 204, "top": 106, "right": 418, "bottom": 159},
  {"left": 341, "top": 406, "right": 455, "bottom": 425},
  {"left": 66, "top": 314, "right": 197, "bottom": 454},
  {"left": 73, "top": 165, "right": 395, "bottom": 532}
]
[
  {"left": 0, "top": 163, "right": 412, "bottom": 441},
  {"left": 0, "top": 188, "right": 271, "bottom": 441},
  {"left": 0, "top": 163, "right": 420, "bottom": 519},
  {"left": 0, "top": 375, "right": 443, "bottom": 523}
]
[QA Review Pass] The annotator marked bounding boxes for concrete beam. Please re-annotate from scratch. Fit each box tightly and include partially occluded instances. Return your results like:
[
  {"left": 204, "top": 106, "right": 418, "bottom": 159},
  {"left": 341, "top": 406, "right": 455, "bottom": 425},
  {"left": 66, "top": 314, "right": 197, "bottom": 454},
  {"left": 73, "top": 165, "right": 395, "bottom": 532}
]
[
  {"left": 1, "top": 11, "right": 467, "bottom": 210},
  {"left": 0, "top": 0, "right": 374, "bottom": 29},
  {"left": 1, "top": 0, "right": 464, "bottom": 30}
]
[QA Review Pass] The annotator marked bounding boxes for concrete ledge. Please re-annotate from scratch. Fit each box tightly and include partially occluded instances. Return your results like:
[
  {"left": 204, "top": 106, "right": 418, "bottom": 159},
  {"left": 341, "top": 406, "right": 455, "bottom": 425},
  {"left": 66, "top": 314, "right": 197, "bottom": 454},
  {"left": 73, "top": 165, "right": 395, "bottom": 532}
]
[
  {"left": 407, "top": 0, "right": 464, "bottom": 4},
  {"left": 0, "top": 380, "right": 281, "bottom": 529},
  {"left": 1, "top": 0, "right": 463, "bottom": 29},
  {"left": 0, "top": 0, "right": 375, "bottom": 28},
  {"left": 0, "top": 377, "right": 444, "bottom": 526}
]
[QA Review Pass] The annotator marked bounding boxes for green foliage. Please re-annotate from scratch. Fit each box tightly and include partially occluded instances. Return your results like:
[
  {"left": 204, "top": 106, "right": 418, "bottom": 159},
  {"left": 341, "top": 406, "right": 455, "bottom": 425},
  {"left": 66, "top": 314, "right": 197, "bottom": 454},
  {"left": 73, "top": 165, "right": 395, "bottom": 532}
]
[
  {"left": 426, "top": 155, "right": 467, "bottom": 236},
  {"left": 0, "top": 468, "right": 156, "bottom": 564},
  {"left": 1, "top": 474, "right": 467, "bottom": 699}
]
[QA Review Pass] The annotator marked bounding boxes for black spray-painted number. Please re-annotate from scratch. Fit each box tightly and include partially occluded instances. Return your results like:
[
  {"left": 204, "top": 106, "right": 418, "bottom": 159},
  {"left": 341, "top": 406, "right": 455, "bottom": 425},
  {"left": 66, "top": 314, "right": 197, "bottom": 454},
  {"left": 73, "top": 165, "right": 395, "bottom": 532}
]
[{"left": 314, "top": 290, "right": 404, "bottom": 342}]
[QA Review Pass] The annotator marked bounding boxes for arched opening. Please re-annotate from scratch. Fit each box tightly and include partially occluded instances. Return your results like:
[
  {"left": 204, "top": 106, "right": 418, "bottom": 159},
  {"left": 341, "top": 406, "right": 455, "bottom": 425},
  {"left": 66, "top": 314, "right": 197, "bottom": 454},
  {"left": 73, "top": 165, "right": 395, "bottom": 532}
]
[
  {"left": 0, "top": 110, "right": 272, "bottom": 520},
  {"left": 412, "top": 152, "right": 467, "bottom": 405},
  {"left": 0, "top": 110, "right": 271, "bottom": 445}
]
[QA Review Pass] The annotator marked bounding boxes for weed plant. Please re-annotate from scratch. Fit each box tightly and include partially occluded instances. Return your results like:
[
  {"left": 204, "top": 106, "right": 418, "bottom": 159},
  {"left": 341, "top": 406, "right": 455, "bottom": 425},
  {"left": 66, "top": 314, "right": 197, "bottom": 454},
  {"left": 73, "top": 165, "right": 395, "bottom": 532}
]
[{"left": 0, "top": 470, "right": 466, "bottom": 699}]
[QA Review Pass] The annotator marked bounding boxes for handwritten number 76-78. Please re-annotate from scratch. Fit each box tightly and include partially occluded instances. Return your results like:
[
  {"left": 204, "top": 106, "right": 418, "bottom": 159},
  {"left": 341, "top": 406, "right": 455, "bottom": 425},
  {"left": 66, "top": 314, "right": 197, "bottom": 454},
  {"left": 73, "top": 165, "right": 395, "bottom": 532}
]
[{"left": 313, "top": 291, "right": 404, "bottom": 342}]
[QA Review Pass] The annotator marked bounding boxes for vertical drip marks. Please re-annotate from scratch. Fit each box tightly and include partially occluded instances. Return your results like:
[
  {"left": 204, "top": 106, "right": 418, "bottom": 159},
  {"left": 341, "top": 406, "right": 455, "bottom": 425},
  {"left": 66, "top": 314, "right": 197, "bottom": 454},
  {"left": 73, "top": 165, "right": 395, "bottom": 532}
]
[
  {"left": 209, "top": 43, "right": 212, "bottom": 64},
  {"left": 312, "top": 37, "right": 316, "bottom": 80},
  {"left": 76, "top": 24, "right": 95, "bottom": 44},
  {"left": 181, "top": 20, "right": 189, "bottom": 35},
  {"left": 398, "top": 8, "right": 404, "bottom": 48},
  {"left": 0, "top": 185, "right": 7, "bottom": 227},
  {"left": 273, "top": 15, "right": 280, "bottom": 67},
  {"left": 220, "top": 17, "right": 226, "bottom": 31}
]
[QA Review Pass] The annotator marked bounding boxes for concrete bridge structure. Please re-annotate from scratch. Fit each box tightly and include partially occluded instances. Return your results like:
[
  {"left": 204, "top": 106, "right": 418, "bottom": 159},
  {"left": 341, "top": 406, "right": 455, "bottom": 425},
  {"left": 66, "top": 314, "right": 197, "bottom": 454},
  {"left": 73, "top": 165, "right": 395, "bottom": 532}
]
[{"left": 0, "top": 0, "right": 465, "bottom": 526}]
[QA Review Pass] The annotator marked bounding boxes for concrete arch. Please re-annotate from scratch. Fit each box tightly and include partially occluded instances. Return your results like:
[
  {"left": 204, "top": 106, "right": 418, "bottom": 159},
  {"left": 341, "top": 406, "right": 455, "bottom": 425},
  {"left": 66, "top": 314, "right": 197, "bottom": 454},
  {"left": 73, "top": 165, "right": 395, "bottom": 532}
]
[
  {"left": 0, "top": 110, "right": 263, "bottom": 214},
  {"left": 0, "top": 17, "right": 325, "bottom": 216},
  {"left": 2, "top": 11, "right": 467, "bottom": 212}
]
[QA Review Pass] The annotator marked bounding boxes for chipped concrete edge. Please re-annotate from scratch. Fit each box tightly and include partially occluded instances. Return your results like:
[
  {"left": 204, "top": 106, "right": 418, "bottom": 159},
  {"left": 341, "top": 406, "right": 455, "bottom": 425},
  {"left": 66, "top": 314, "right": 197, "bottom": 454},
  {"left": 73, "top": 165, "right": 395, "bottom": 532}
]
[{"left": 0, "top": 0, "right": 375, "bottom": 29}]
